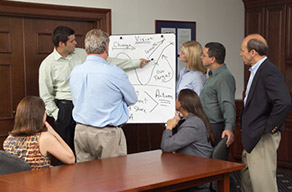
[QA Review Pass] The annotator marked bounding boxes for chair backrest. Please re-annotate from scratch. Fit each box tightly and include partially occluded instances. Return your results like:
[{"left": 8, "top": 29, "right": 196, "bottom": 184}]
[
  {"left": 210, "top": 136, "right": 230, "bottom": 192},
  {"left": 0, "top": 150, "right": 31, "bottom": 175},
  {"left": 212, "top": 136, "right": 229, "bottom": 161}
]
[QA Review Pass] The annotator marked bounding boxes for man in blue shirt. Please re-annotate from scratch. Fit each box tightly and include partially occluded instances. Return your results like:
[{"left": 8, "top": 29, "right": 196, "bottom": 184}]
[{"left": 69, "top": 29, "right": 137, "bottom": 162}]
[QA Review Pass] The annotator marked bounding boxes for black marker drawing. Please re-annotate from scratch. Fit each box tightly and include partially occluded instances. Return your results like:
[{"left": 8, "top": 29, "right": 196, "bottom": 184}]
[
  {"left": 109, "top": 34, "right": 176, "bottom": 123},
  {"left": 112, "top": 41, "right": 135, "bottom": 50}
]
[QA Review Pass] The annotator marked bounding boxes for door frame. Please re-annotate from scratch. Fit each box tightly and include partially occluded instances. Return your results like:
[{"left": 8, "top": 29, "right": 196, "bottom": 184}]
[{"left": 0, "top": 1, "right": 111, "bottom": 34}]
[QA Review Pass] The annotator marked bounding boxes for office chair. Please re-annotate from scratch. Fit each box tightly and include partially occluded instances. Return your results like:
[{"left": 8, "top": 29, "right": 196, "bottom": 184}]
[
  {"left": 0, "top": 150, "right": 31, "bottom": 175},
  {"left": 212, "top": 136, "right": 229, "bottom": 160},
  {"left": 210, "top": 136, "right": 229, "bottom": 192}
]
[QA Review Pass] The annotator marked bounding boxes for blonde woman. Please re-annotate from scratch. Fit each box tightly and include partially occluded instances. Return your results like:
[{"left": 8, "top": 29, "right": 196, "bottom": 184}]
[{"left": 176, "top": 41, "right": 207, "bottom": 96}]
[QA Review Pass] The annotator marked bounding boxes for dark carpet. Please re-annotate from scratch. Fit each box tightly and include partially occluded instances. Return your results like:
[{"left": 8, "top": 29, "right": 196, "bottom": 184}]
[{"left": 230, "top": 171, "right": 292, "bottom": 192}]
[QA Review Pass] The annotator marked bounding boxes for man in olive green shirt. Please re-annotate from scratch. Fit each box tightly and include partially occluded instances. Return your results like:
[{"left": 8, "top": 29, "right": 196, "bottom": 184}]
[
  {"left": 200, "top": 42, "right": 236, "bottom": 147},
  {"left": 39, "top": 26, "right": 148, "bottom": 164}
]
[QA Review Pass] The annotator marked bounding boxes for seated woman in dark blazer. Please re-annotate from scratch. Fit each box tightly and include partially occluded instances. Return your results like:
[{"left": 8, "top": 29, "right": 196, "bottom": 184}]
[
  {"left": 3, "top": 96, "right": 75, "bottom": 169},
  {"left": 161, "top": 89, "right": 215, "bottom": 191}
]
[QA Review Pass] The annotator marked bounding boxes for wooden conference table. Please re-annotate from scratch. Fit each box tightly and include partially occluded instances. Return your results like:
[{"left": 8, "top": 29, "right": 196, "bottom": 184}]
[{"left": 0, "top": 150, "right": 245, "bottom": 192}]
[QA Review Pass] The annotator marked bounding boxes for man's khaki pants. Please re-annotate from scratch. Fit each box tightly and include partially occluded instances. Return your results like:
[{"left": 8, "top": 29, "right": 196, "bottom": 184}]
[
  {"left": 241, "top": 131, "right": 281, "bottom": 192},
  {"left": 74, "top": 124, "right": 127, "bottom": 163}
]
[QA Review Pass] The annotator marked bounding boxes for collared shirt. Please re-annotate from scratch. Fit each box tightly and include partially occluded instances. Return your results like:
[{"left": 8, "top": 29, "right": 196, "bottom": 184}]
[
  {"left": 200, "top": 64, "right": 236, "bottom": 131},
  {"left": 69, "top": 55, "right": 137, "bottom": 127},
  {"left": 244, "top": 56, "right": 267, "bottom": 106},
  {"left": 176, "top": 66, "right": 207, "bottom": 96},
  {"left": 39, "top": 48, "right": 140, "bottom": 120}
]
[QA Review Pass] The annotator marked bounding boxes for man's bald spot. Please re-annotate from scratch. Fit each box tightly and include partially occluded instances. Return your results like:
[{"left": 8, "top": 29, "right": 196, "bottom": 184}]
[
  {"left": 243, "top": 34, "right": 268, "bottom": 56},
  {"left": 245, "top": 34, "right": 267, "bottom": 46}
]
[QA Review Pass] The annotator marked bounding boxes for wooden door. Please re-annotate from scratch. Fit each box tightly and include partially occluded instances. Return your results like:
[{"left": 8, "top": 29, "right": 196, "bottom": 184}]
[{"left": 0, "top": 16, "right": 25, "bottom": 145}]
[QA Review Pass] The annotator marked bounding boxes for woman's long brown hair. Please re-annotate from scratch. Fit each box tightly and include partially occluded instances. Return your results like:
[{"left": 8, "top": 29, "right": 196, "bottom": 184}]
[
  {"left": 10, "top": 96, "right": 47, "bottom": 136},
  {"left": 178, "top": 89, "right": 215, "bottom": 146}
]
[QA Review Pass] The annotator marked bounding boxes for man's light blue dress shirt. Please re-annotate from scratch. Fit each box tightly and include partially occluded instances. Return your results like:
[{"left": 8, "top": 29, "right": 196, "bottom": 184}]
[
  {"left": 244, "top": 57, "right": 267, "bottom": 106},
  {"left": 69, "top": 55, "right": 137, "bottom": 127},
  {"left": 176, "top": 67, "right": 207, "bottom": 96}
]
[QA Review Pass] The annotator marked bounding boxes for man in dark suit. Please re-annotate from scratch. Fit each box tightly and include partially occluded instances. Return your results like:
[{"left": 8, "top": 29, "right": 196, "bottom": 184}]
[{"left": 240, "top": 34, "right": 291, "bottom": 192}]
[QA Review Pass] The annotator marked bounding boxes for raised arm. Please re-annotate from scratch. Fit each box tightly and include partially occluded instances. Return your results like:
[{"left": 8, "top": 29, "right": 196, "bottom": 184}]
[
  {"left": 107, "top": 57, "right": 149, "bottom": 71},
  {"left": 40, "top": 122, "right": 75, "bottom": 164}
]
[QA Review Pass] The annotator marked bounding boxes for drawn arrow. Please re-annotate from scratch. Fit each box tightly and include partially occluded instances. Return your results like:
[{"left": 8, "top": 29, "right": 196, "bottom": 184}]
[
  {"left": 147, "top": 38, "right": 165, "bottom": 58},
  {"left": 144, "top": 91, "right": 159, "bottom": 113},
  {"left": 153, "top": 42, "right": 174, "bottom": 65},
  {"left": 161, "top": 55, "right": 174, "bottom": 83}
]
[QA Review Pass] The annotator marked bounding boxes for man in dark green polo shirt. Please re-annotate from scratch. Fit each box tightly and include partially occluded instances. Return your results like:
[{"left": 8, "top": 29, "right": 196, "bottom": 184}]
[{"left": 200, "top": 42, "right": 236, "bottom": 147}]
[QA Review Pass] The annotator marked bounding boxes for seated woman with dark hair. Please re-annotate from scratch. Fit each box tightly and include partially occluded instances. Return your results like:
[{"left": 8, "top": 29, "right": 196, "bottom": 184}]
[
  {"left": 161, "top": 89, "right": 215, "bottom": 191},
  {"left": 3, "top": 96, "right": 75, "bottom": 169}
]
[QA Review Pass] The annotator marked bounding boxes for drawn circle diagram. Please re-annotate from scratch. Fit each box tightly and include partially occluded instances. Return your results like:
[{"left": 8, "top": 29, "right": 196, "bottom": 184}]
[{"left": 109, "top": 34, "right": 176, "bottom": 123}]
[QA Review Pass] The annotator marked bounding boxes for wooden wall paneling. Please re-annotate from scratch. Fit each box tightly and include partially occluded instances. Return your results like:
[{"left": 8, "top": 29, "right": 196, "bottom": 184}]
[
  {"left": 244, "top": 0, "right": 292, "bottom": 5},
  {"left": 0, "top": 16, "right": 25, "bottom": 149},
  {"left": 0, "top": 65, "right": 11, "bottom": 117},
  {"left": 285, "top": 62, "right": 292, "bottom": 93},
  {"left": 277, "top": 127, "right": 292, "bottom": 167},
  {"left": 123, "top": 124, "right": 165, "bottom": 154},
  {"left": 244, "top": 6, "right": 265, "bottom": 85},
  {"left": 264, "top": 4, "right": 286, "bottom": 73},
  {"left": 128, "top": 124, "right": 149, "bottom": 153},
  {"left": 137, "top": 124, "right": 153, "bottom": 152},
  {"left": 148, "top": 124, "right": 165, "bottom": 150},
  {"left": 245, "top": 6, "right": 264, "bottom": 35},
  {"left": 122, "top": 125, "right": 139, "bottom": 154},
  {"left": 286, "top": 5, "right": 292, "bottom": 92},
  {"left": 277, "top": 93, "right": 292, "bottom": 167},
  {"left": 287, "top": 4, "right": 292, "bottom": 61},
  {"left": 231, "top": 100, "right": 244, "bottom": 161}
]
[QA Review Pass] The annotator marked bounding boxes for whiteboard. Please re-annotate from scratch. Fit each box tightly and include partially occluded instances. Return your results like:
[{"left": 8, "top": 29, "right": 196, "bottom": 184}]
[{"left": 109, "top": 34, "right": 176, "bottom": 123}]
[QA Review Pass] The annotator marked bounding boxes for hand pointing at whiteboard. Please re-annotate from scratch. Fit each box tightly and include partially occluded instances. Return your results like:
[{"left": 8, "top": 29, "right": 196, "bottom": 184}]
[{"left": 140, "top": 58, "right": 150, "bottom": 68}]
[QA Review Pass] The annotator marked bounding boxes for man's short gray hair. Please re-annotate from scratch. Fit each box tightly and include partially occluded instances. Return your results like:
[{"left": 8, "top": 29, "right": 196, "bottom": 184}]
[
  {"left": 247, "top": 38, "right": 268, "bottom": 56},
  {"left": 85, "top": 29, "right": 109, "bottom": 54}
]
